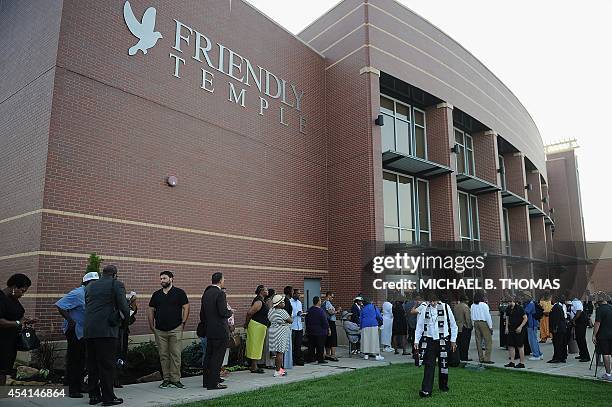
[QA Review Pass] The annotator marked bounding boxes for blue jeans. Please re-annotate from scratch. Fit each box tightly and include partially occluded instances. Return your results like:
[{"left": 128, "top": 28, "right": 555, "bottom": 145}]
[{"left": 527, "top": 328, "right": 542, "bottom": 357}]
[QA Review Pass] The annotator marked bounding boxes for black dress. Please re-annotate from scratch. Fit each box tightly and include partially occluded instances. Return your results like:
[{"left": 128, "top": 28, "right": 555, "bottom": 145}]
[
  {"left": 392, "top": 302, "right": 407, "bottom": 336},
  {"left": 0, "top": 290, "right": 25, "bottom": 375}
]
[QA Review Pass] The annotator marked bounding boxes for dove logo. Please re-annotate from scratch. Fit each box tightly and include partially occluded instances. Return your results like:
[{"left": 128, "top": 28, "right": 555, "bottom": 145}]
[{"left": 123, "top": 1, "right": 162, "bottom": 56}]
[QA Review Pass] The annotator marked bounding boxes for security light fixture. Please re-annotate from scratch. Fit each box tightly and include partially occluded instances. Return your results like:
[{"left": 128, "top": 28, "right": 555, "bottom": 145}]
[
  {"left": 374, "top": 114, "right": 384, "bottom": 126},
  {"left": 166, "top": 175, "right": 178, "bottom": 187}
]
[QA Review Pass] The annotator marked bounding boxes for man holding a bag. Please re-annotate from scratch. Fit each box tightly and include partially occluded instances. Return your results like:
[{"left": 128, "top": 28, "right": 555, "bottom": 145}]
[{"left": 84, "top": 265, "right": 130, "bottom": 406}]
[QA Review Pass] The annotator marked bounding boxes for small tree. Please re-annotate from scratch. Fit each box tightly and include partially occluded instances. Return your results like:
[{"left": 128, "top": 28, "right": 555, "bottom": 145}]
[{"left": 86, "top": 253, "right": 103, "bottom": 276}]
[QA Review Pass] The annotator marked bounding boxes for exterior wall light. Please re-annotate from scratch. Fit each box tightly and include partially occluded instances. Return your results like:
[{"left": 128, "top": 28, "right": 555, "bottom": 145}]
[
  {"left": 374, "top": 114, "right": 384, "bottom": 126},
  {"left": 450, "top": 144, "right": 460, "bottom": 154},
  {"left": 166, "top": 175, "right": 178, "bottom": 187}
]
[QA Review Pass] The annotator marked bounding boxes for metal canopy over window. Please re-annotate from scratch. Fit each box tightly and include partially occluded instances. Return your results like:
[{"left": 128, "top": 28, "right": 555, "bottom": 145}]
[
  {"left": 501, "top": 190, "right": 529, "bottom": 208},
  {"left": 456, "top": 173, "right": 500, "bottom": 195},
  {"left": 529, "top": 203, "right": 554, "bottom": 225},
  {"left": 382, "top": 151, "right": 452, "bottom": 179}
]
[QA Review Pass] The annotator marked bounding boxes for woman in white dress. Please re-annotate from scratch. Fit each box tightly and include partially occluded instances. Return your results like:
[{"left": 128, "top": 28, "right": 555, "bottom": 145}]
[{"left": 381, "top": 300, "right": 394, "bottom": 352}]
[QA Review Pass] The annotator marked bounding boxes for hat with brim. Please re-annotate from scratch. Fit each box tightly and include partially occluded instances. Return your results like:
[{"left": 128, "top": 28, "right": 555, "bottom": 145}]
[
  {"left": 272, "top": 294, "right": 285, "bottom": 307},
  {"left": 83, "top": 272, "right": 99, "bottom": 283}
]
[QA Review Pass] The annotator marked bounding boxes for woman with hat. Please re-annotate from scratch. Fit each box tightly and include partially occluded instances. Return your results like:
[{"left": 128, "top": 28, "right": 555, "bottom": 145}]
[
  {"left": 267, "top": 294, "right": 292, "bottom": 377},
  {"left": 350, "top": 296, "right": 363, "bottom": 325},
  {"left": 244, "top": 285, "right": 269, "bottom": 374}
]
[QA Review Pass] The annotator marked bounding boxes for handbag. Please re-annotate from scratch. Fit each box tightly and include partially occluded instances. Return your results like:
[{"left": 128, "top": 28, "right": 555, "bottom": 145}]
[
  {"left": 16, "top": 326, "right": 40, "bottom": 351},
  {"left": 108, "top": 279, "right": 121, "bottom": 327},
  {"left": 228, "top": 333, "right": 241, "bottom": 348}
]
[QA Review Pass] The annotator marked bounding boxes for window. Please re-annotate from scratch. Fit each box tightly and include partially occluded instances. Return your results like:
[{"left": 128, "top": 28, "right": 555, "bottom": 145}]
[
  {"left": 380, "top": 95, "right": 427, "bottom": 159},
  {"left": 458, "top": 191, "right": 479, "bottom": 241},
  {"left": 413, "top": 108, "right": 427, "bottom": 159},
  {"left": 383, "top": 172, "right": 430, "bottom": 243},
  {"left": 454, "top": 128, "right": 474, "bottom": 175},
  {"left": 417, "top": 180, "right": 430, "bottom": 242},
  {"left": 502, "top": 207, "right": 511, "bottom": 254},
  {"left": 498, "top": 154, "right": 506, "bottom": 190}
]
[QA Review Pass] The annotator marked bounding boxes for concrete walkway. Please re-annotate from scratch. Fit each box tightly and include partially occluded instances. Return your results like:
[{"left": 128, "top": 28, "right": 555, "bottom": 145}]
[{"left": 1, "top": 329, "right": 608, "bottom": 407}]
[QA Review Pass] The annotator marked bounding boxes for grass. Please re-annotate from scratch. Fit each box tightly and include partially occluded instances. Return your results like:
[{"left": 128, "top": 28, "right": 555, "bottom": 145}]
[{"left": 180, "top": 363, "right": 611, "bottom": 406}]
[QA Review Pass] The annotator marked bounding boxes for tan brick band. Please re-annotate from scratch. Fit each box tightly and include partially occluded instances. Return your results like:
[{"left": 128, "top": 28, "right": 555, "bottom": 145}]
[
  {"left": 0, "top": 208, "right": 328, "bottom": 251},
  {"left": 0, "top": 251, "right": 328, "bottom": 274}
]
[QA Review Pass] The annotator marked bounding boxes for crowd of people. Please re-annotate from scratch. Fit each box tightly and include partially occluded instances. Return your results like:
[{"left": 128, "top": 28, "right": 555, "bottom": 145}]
[{"left": 1, "top": 269, "right": 611, "bottom": 404}]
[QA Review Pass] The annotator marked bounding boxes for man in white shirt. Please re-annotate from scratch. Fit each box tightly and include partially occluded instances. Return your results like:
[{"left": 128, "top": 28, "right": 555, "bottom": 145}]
[
  {"left": 290, "top": 289, "right": 304, "bottom": 366},
  {"left": 567, "top": 292, "right": 590, "bottom": 362},
  {"left": 470, "top": 291, "right": 494, "bottom": 364},
  {"left": 414, "top": 292, "right": 458, "bottom": 398}
]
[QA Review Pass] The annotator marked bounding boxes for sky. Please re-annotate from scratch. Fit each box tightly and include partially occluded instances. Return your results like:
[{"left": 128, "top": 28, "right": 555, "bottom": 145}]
[{"left": 247, "top": 0, "right": 612, "bottom": 241}]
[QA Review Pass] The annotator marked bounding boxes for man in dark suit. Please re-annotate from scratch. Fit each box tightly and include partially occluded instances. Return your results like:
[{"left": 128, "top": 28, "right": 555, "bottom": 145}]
[
  {"left": 548, "top": 294, "right": 568, "bottom": 363},
  {"left": 200, "top": 272, "right": 232, "bottom": 390},
  {"left": 84, "top": 265, "right": 130, "bottom": 406}
]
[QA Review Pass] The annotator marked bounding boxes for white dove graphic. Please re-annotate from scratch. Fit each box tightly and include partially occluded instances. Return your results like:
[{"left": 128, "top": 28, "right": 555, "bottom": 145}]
[{"left": 123, "top": 1, "right": 162, "bottom": 56}]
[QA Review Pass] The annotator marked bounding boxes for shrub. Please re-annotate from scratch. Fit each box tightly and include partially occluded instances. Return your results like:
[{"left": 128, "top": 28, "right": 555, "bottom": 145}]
[
  {"left": 32, "top": 339, "right": 59, "bottom": 371},
  {"left": 126, "top": 341, "right": 160, "bottom": 375},
  {"left": 86, "top": 253, "right": 103, "bottom": 276}
]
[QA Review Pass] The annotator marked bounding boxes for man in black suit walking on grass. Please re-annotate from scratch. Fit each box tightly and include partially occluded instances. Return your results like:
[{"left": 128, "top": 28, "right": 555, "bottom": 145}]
[{"left": 200, "top": 272, "right": 233, "bottom": 390}]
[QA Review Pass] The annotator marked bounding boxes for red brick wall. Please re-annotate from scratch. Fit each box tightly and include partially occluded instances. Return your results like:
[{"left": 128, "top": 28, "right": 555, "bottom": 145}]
[
  {"left": 472, "top": 131, "right": 498, "bottom": 185},
  {"left": 508, "top": 206, "right": 530, "bottom": 257},
  {"left": 503, "top": 153, "right": 527, "bottom": 198},
  {"left": 32, "top": 0, "right": 329, "bottom": 338},
  {"left": 546, "top": 150, "right": 586, "bottom": 243},
  {"left": 0, "top": 0, "right": 63, "bottom": 303},
  {"left": 527, "top": 171, "right": 543, "bottom": 209},
  {"left": 425, "top": 105, "right": 452, "bottom": 167},
  {"left": 426, "top": 105, "right": 459, "bottom": 241},
  {"left": 477, "top": 193, "right": 502, "bottom": 243}
]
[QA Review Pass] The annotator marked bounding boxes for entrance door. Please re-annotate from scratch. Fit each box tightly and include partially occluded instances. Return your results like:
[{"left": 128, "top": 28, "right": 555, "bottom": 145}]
[{"left": 303, "top": 278, "right": 321, "bottom": 312}]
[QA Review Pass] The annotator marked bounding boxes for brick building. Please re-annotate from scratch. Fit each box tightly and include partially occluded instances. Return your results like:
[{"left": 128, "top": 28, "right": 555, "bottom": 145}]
[{"left": 0, "top": 0, "right": 584, "bottom": 340}]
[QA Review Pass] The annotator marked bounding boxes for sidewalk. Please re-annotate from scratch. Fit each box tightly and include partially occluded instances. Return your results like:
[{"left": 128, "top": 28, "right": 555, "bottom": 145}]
[{"left": 1, "top": 331, "right": 606, "bottom": 407}]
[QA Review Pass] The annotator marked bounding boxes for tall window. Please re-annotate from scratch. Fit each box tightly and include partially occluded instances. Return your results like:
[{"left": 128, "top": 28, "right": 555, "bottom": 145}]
[
  {"left": 454, "top": 128, "right": 474, "bottom": 175},
  {"left": 458, "top": 191, "right": 479, "bottom": 241},
  {"left": 383, "top": 172, "right": 430, "bottom": 243},
  {"left": 380, "top": 95, "right": 427, "bottom": 159},
  {"left": 413, "top": 108, "right": 427, "bottom": 159},
  {"left": 498, "top": 154, "right": 506, "bottom": 190},
  {"left": 502, "top": 207, "right": 511, "bottom": 253}
]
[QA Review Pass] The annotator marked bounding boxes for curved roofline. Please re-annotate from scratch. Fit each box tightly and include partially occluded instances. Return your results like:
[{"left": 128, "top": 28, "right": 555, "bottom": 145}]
[
  {"left": 296, "top": 1, "right": 543, "bottom": 153},
  {"left": 386, "top": 0, "right": 543, "bottom": 141}
]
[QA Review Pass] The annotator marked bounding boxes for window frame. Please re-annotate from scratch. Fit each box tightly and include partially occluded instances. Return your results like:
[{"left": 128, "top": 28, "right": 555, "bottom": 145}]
[
  {"left": 383, "top": 170, "right": 431, "bottom": 244},
  {"left": 454, "top": 127, "right": 475, "bottom": 176},
  {"left": 498, "top": 154, "right": 506, "bottom": 191},
  {"left": 457, "top": 191, "right": 480, "bottom": 241},
  {"left": 380, "top": 94, "right": 427, "bottom": 159}
]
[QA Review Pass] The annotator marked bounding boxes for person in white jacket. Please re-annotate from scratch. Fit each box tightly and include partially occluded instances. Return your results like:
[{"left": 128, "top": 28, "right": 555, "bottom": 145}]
[
  {"left": 414, "top": 291, "right": 458, "bottom": 398},
  {"left": 381, "top": 300, "right": 394, "bottom": 352}
]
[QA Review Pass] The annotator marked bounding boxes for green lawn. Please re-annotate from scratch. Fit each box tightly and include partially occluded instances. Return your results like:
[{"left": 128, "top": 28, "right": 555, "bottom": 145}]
[{"left": 181, "top": 364, "right": 611, "bottom": 406}]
